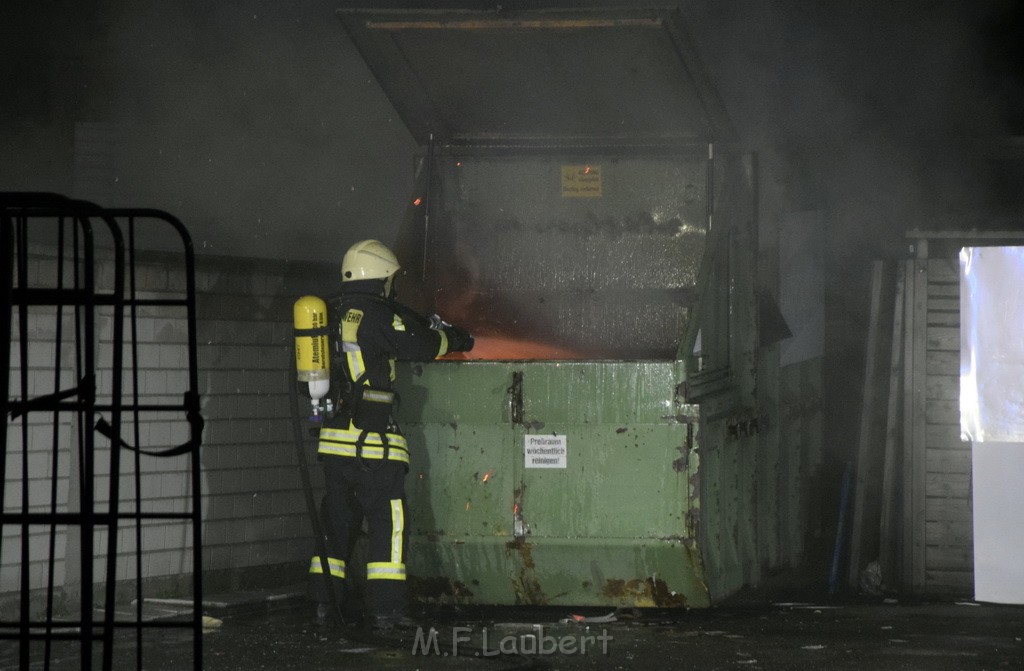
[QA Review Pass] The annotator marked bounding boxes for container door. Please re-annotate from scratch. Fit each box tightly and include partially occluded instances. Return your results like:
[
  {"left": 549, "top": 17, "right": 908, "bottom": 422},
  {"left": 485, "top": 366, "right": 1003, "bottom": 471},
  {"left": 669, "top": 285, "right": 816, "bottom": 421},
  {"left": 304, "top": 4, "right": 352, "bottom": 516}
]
[
  {"left": 497, "top": 361, "right": 708, "bottom": 607},
  {"left": 399, "top": 359, "right": 710, "bottom": 607},
  {"left": 401, "top": 361, "right": 519, "bottom": 604}
]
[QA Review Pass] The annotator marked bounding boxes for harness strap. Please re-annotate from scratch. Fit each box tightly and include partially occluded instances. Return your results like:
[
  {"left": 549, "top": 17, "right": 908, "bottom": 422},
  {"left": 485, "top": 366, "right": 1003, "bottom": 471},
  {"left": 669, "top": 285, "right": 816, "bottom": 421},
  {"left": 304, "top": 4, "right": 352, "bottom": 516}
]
[{"left": 354, "top": 427, "right": 394, "bottom": 471}]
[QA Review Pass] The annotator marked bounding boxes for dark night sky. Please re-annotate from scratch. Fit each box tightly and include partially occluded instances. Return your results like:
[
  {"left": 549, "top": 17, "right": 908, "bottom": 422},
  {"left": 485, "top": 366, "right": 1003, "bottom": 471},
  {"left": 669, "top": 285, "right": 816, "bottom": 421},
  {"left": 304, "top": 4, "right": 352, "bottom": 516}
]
[{"left": 1, "top": 0, "right": 1022, "bottom": 263}]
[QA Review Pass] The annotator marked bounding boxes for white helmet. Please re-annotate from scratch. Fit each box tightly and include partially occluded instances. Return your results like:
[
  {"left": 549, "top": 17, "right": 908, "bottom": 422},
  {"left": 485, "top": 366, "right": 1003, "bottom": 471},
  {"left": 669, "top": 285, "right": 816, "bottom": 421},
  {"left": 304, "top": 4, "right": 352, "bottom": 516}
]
[{"left": 341, "top": 240, "right": 400, "bottom": 282}]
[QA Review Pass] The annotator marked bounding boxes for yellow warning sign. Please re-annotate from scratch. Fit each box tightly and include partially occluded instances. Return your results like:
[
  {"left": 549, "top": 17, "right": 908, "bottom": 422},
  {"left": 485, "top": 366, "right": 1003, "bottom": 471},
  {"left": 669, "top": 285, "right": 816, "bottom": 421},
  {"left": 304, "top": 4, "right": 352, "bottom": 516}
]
[{"left": 561, "top": 165, "right": 602, "bottom": 198}]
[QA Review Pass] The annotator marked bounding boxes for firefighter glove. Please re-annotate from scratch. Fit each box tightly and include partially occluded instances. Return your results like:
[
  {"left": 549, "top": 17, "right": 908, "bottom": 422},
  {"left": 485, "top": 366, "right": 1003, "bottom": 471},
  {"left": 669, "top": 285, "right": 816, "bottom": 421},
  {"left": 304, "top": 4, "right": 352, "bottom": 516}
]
[{"left": 444, "top": 324, "right": 474, "bottom": 352}]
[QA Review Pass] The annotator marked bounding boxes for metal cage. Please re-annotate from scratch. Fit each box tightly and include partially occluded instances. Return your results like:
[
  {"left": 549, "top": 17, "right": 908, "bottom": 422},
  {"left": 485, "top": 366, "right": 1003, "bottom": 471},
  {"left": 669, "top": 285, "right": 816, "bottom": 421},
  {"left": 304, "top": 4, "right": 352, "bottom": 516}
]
[{"left": 1, "top": 193, "right": 203, "bottom": 670}]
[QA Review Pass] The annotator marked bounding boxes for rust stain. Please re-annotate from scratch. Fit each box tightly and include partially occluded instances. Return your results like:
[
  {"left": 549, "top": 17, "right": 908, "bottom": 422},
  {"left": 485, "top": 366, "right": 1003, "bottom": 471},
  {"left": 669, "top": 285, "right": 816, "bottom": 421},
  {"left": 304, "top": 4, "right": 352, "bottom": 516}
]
[
  {"left": 673, "top": 440, "right": 691, "bottom": 473},
  {"left": 513, "top": 481, "right": 527, "bottom": 500},
  {"left": 650, "top": 577, "right": 688, "bottom": 608},
  {"left": 506, "top": 480, "right": 544, "bottom": 603},
  {"left": 685, "top": 509, "right": 701, "bottom": 539},
  {"left": 511, "top": 571, "right": 545, "bottom": 605},
  {"left": 504, "top": 537, "right": 535, "bottom": 569},
  {"left": 504, "top": 538, "right": 546, "bottom": 605},
  {"left": 409, "top": 576, "right": 475, "bottom": 604},
  {"left": 601, "top": 577, "right": 688, "bottom": 608}
]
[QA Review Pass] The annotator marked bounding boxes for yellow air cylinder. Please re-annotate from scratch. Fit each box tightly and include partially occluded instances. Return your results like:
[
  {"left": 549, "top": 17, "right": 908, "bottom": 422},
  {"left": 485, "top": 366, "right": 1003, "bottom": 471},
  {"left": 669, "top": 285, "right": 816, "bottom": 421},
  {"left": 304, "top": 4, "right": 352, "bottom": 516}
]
[{"left": 293, "top": 295, "right": 330, "bottom": 413}]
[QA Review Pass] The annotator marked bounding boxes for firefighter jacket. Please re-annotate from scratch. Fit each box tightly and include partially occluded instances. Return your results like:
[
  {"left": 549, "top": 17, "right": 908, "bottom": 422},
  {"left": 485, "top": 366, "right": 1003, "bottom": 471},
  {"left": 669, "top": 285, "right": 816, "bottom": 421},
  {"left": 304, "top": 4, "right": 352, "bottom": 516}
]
[{"left": 317, "top": 285, "right": 449, "bottom": 465}]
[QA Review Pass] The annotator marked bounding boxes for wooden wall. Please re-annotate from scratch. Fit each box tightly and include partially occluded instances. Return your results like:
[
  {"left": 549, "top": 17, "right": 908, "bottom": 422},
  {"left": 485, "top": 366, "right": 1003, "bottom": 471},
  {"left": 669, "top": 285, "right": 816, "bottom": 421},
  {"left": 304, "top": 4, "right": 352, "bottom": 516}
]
[{"left": 903, "top": 246, "right": 973, "bottom": 594}]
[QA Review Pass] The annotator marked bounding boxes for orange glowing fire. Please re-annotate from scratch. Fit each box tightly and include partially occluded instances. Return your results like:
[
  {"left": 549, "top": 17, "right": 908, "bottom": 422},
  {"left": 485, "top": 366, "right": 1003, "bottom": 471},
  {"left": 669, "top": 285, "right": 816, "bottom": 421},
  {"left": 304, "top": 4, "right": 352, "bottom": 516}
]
[{"left": 441, "top": 334, "right": 585, "bottom": 361}]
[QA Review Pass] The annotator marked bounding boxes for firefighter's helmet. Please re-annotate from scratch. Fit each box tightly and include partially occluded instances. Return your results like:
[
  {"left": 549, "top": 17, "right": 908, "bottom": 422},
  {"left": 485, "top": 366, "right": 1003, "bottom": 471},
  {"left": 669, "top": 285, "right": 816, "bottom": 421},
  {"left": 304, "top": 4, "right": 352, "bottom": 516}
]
[{"left": 341, "top": 240, "right": 400, "bottom": 282}]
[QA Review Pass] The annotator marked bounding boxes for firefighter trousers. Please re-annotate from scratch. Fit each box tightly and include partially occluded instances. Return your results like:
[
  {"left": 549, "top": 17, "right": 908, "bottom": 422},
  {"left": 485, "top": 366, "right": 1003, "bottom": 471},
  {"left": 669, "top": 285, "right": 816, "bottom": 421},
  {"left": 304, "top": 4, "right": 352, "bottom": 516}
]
[{"left": 312, "top": 455, "right": 409, "bottom": 619}]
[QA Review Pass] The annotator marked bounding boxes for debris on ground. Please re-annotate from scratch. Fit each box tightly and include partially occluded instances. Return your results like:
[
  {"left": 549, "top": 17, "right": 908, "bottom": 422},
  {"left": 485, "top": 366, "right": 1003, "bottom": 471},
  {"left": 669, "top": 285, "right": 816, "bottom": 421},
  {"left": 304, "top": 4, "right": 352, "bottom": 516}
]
[{"left": 560, "top": 611, "right": 618, "bottom": 624}]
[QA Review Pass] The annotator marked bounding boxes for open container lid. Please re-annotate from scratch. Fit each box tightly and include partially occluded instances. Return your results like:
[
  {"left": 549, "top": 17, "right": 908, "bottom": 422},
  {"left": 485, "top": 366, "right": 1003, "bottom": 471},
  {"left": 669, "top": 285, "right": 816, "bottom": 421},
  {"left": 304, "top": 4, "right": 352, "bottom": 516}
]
[{"left": 338, "top": 7, "right": 734, "bottom": 145}]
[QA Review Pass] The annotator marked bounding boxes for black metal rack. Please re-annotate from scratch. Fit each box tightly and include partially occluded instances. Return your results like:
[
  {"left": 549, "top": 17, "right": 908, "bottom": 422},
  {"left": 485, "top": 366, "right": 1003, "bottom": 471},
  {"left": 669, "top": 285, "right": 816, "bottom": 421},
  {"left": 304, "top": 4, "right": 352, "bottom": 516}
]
[{"left": 1, "top": 193, "right": 203, "bottom": 670}]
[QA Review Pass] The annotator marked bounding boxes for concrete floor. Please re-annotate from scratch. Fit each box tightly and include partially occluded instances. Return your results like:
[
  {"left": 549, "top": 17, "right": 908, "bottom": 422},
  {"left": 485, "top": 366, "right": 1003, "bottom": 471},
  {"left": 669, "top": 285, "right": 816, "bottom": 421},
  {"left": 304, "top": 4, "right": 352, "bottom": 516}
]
[
  {"left": 199, "top": 598, "right": 1024, "bottom": 671},
  {"left": 7, "top": 589, "right": 1024, "bottom": 669}
]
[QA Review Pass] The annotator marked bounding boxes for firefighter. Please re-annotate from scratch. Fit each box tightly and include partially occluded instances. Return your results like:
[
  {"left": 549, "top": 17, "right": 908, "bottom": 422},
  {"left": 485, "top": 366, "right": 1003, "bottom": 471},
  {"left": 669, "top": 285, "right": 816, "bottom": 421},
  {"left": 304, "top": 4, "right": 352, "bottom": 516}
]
[{"left": 311, "top": 239, "right": 473, "bottom": 631}]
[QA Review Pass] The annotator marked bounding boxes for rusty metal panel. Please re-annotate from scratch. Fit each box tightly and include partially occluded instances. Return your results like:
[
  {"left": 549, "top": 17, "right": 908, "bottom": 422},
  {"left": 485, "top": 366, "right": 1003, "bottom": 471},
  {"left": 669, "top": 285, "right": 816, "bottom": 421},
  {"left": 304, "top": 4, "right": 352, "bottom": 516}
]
[
  {"left": 399, "top": 360, "right": 710, "bottom": 607},
  {"left": 407, "top": 150, "right": 709, "bottom": 360},
  {"left": 392, "top": 150, "right": 784, "bottom": 607}
]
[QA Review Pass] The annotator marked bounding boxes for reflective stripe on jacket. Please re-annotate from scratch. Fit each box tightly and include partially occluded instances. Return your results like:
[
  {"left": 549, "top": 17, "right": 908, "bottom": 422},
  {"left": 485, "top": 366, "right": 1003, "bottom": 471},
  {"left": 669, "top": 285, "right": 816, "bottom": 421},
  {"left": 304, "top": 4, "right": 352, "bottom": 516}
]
[{"left": 317, "top": 421, "right": 410, "bottom": 463}]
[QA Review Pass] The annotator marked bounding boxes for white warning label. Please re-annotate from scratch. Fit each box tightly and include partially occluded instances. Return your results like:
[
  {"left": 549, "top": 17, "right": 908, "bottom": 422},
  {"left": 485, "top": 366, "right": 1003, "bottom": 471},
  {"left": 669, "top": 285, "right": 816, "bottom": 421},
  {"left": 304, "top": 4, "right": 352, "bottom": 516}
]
[{"left": 524, "top": 434, "right": 567, "bottom": 469}]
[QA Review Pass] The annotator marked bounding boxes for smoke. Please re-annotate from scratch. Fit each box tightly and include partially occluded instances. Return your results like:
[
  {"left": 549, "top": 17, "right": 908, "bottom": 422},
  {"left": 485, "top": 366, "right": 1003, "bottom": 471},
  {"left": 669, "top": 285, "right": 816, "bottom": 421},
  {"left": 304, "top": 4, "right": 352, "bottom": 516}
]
[
  {"left": 5, "top": 0, "right": 1020, "bottom": 551},
  {"left": 686, "top": 0, "right": 1018, "bottom": 246},
  {"left": 4, "top": 1, "right": 1018, "bottom": 262},
  {"left": 98, "top": 1, "right": 417, "bottom": 261},
  {"left": 666, "top": 0, "right": 1024, "bottom": 466}
]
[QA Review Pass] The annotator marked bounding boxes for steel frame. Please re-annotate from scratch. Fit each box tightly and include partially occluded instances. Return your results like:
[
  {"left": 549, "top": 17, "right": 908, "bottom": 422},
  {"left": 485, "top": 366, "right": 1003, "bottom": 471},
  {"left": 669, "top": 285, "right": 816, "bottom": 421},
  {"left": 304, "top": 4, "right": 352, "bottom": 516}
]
[{"left": 1, "top": 193, "right": 203, "bottom": 670}]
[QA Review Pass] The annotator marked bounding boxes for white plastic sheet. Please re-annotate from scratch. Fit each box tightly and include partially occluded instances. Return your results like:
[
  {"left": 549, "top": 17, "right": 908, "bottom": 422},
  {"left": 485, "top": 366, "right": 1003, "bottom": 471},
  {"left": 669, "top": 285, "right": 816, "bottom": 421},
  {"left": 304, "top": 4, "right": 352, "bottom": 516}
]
[
  {"left": 960, "top": 246, "right": 1024, "bottom": 604},
  {"left": 972, "top": 442, "right": 1024, "bottom": 604},
  {"left": 959, "top": 246, "right": 1024, "bottom": 442}
]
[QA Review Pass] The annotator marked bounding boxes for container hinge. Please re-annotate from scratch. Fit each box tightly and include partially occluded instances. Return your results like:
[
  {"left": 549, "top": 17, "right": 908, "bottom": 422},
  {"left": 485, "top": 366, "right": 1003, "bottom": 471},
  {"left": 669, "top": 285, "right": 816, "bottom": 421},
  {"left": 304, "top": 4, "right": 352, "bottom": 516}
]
[{"left": 508, "top": 371, "right": 524, "bottom": 425}]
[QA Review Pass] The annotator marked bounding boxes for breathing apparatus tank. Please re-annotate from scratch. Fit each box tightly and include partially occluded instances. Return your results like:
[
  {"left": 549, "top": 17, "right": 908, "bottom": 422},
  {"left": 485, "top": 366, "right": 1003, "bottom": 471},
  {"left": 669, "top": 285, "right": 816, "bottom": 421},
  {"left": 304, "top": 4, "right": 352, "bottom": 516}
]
[{"left": 293, "top": 295, "right": 330, "bottom": 418}]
